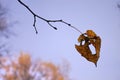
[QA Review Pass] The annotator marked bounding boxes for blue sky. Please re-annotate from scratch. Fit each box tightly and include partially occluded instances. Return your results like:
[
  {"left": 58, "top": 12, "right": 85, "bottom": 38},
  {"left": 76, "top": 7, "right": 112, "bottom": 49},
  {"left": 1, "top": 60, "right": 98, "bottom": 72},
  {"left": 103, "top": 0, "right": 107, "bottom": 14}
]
[{"left": 1, "top": 0, "right": 120, "bottom": 80}]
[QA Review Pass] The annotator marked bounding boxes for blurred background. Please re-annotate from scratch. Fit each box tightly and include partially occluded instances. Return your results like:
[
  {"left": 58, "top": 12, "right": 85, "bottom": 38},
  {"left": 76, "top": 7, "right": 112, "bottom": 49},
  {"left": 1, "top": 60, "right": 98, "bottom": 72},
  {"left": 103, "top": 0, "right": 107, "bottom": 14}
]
[{"left": 0, "top": 0, "right": 120, "bottom": 80}]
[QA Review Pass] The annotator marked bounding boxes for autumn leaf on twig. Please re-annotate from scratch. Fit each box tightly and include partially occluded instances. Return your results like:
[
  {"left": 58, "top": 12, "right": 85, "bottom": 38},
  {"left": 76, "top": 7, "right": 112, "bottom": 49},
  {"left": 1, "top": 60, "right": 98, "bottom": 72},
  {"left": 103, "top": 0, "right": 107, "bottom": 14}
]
[{"left": 75, "top": 30, "right": 101, "bottom": 67}]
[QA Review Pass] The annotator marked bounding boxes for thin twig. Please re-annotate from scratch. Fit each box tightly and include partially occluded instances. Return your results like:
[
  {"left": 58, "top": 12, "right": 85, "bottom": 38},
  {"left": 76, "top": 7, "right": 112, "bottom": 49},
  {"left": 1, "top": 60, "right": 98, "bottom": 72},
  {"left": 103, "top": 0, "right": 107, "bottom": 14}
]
[
  {"left": 17, "top": 0, "right": 82, "bottom": 34},
  {"left": 33, "top": 15, "right": 38, "bottom": 34}
]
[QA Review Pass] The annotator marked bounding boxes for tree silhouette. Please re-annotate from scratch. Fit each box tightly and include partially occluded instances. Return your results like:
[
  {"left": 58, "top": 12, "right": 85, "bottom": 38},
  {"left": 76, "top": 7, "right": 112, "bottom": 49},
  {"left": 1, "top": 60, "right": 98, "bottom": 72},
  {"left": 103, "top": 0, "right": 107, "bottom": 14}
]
[
  {"left": 0, "top": 1, "right": 16, "bottom": 55},
  {"left": 0, "top": 2, "right": 10, "bottom": 55},
  {"left": 117, "top": 3, "right": 120, "bottom": 9}
]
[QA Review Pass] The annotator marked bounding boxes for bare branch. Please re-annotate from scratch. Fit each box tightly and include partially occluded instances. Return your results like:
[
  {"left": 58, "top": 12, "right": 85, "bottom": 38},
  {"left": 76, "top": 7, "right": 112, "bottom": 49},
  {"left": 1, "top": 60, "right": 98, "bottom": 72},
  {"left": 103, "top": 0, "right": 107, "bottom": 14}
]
[{"left": 17, "top": 0, "right": 82, "bottom": 34}]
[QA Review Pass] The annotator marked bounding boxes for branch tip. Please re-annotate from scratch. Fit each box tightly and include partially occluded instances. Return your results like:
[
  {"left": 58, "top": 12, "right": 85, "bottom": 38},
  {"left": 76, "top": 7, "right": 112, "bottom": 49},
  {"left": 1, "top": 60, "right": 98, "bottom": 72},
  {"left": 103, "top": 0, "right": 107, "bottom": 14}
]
[{"left": 53, "top": 27, "right": 57, "bottom": 30}]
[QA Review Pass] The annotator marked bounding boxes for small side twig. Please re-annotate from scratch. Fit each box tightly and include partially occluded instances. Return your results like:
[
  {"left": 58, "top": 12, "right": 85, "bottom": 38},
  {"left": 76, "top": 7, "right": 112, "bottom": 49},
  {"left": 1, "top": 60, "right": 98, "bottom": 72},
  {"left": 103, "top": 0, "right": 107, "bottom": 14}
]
[{"left": 17, "top": 0, "right": 82, "bottom": 34}]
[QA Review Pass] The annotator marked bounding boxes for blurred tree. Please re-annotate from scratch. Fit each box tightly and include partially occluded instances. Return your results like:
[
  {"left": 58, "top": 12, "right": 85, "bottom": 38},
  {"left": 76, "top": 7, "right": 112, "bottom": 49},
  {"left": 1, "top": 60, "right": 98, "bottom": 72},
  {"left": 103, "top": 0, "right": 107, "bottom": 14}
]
[
  {"left": 0, "top": 2, "right": 14, "bottom": 55},
  {"left": 0, "top": 52, "right": 71, "bottom": 80},
  {"left": 117, "top": 3, "right": 120, "bottom": 9}
]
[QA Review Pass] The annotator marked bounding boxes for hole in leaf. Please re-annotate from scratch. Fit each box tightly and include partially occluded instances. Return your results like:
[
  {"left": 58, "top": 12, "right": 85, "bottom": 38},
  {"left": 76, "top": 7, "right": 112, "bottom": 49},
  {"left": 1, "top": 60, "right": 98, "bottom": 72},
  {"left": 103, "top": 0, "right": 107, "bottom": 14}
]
[
  {"left": 81, "top": 41, "right": 85, "bottom": 45},
  {"left": 89, "top": 44, "right": 96, "bottom": 55}
]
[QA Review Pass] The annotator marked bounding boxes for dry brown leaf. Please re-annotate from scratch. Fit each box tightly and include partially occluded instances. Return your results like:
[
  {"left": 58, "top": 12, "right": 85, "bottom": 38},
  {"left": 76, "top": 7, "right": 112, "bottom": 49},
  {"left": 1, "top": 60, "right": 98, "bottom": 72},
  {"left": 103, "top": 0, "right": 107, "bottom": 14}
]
[{"left": 75, "top": 30, "right": 101, "bottom": 67}]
